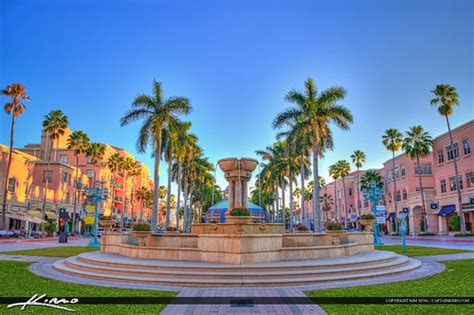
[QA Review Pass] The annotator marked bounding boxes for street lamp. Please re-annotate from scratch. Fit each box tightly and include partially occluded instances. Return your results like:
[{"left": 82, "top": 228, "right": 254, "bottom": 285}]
[
  {"left": 84, "top": 181, "right": 109, "bottom": 248},
  {"left": 363, "top": 180, "right": 385, "bottom": 246}
]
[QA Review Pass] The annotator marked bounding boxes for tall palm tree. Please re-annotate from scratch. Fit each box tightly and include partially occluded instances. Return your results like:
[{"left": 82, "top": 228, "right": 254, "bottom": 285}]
[
  {"left": 86, "top": 142, "right": 105, "bottom": 185},
  {"left": 120, "top": 80, "right": 191, "bottom": 232},
  {"left": 335, "top": 160, "right": 351, "bottom": 228},
  {"left": 67, "top": 130, "right": 90, "bottom": 233},
  {"left": 42, "top": 110, "right": 69, "bottom": 218},
  {"left": 403, "top": 125, "right": 433, "bottom": 233},
  {"left": 273, "top": 78, "right": 353, "bottom": 232},
  {"left": 119, "top": 157, "right": 137, "bottom": 228},
  {"left": 106, "top": 152, "right": 123, "bottom": 218},
  {"left": 430, "top": 84, "right": 467, "bottom": 233},
  {"left": 360, "top": 170, "right": 383, "bottom": 189},
  {"left": 128, "top": 161, "right": 142, "bottom": 223},
  {"left": 350, "top": 150, "right": 366, "bottom": 222},
  {"left": 1, "top": 83, "right": 30, "bottom": 230},
  {"left": 382, "top": 129, "right": 403, "bottom": 217},
  {"left": 320, "top": 192, "right": 334, "bottom": 225},
  {"left": 328, "top": 163, "right": 340, "bottom": 223}
]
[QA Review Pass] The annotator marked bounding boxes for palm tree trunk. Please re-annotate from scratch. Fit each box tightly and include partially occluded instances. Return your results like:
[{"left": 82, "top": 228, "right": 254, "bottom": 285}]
[
  {"left": 275, "top": 181, "right": 280, "bottom": 223},
  {"left": 342, "top": 177, "right": 348, "bottom": 228},
  {"left": 281, "top": 180, "right": 286, "bottom": 227},
  {"left": 445, "top": 115, "right": 466, "bottom": 234},
  {"left": 300, "top": 156, "right": 305, "bottom": 226},
  {"left": 2, "top": 115, "right": 16, "bottom": 230},
  {"left": 176, "top": 163, "right": 182, "bottom": 230},
  {"left": 333, "top": 179, "right": 337, "bottom": 224},
  {"left": 165, "top": 158, "right": 172, "bottom": 229},
  {"left": 183, "top": 189, "right": 188, "bottom": 232},
  {"left": 391, "top": 151, "right": 399, "bottom": 216},
  {"left": 188, "top": 187, "right": 194, "bottom": 230},
  {"left": 416, "top": 155, "right": 428, "bottom": 232},
  {"left": 312, "top": 143, "right": 321, "bottom": 232},
  {"left": 72, "top": 155, "right": 79, "bottom": 234},
  {"left": 289, "top": 174, "right": 294, "bottom": 233},
  {"left": 356, "top": 167, "right": 360, "bottom": 229},
  {"left": 151, "top": 144, "right": 161, "bottom": 233},
  {"left": 42, "top": 136, "right": 52, "bottom": 219},
  {"left": 121, "top": 172, "right": 127, "bottom": 229}
]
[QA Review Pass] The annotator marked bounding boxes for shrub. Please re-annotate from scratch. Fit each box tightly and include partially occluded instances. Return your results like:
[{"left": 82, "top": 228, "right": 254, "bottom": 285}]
[
  {"left": 418, "top": 232, "right": 435, "bottom": 236},
  {"left": 326, "top": 222, "right": 343, "bottom": 231},
  {"left": 229, "top": 208, "right": 251, "bottom": 216},
  {"left": 449, "top": 215, "right": 460, "bottom": 231},
  {"left": 360, "top": 214, "right": 375, "bottom": 220},
  {"left": 295, "top": 223, "right": 308, "bottom": 231},
  {"left": 132, "top": 223, "right": 151, "bottom": 232},
  {"left": 454, "top": 233, "right": 474, "bottom": 237}
]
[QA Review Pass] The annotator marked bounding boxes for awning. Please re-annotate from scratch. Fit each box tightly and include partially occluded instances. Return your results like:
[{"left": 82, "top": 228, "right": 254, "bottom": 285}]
[
  {"left": 386, "top": 212, "right": 396, "bottom": 221},
  {"left": 7, "top": 212, "right": 44, "bottom": 224},
  {"left": 60, "top": 211, "right": 71, "bottom": 221},
  {"left": 45, "top": 211, "right": 58, "bottom": 220},
  {"left": 28, "top": 209, "right": 43, "bottom": 219},
  {"left": 438, "top": 205, "right": 456, "bottom": 217}
]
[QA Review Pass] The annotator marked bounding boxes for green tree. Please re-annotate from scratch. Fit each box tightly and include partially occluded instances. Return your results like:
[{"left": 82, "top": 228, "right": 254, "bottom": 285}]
[
  {"left": 273, "top": 78, "right": 352, "bottom": 232},
  {"left": 1, "top": 83, "right": 30, "bottom": 230},
  {"left": 328, "top": 163, "right": 340, "bottom": 223},
  {"left": 360, "top": 170, "right": 383, "bottom": 189},
  {"left": 430, "top": 84, "right": 467, "bottom": 233},
  {"left": 403, "top": 125, "right": 433, "bottom": 232},
  {"left": 42, "top": 110, "right": 69, "bottom": 218},
  {"left": 382, "top": 128, "right": 403, "bottom": 218},
  {"left": 67, "top": 130, "right": 90, "bottom": 233},
  {"left": 106, "top": 152, "right": 123, "bottom": 219},
  {"left": 120, "top": 80, "right": 191, "bottom": 232},
  {"left": 334, "top": 160, "right": 351, "bottom": 228},
  {"left": 350, "top": 150, "right": 366, "bottom": 221},
  {"left": 320, "top": 192, "right": 334, "bottom": 225}
]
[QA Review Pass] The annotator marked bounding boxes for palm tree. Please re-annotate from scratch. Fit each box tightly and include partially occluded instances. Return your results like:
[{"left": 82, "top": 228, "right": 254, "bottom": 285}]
[
  {"left": 382, "top": 129, "right": 403, "bottom": 217},
  {"left": 120, "top": 80, "right": 191, "bottom": 232},
  {"left": 67, "top": 130, "right": 90, "bottom": 233},
  {"left": 135, "top": 186, "right": 151, "bottom": 222},
  {"left": 1, "top": 83, "right": 30, "bottom": 230},
  {"left": 106, "top": 152, "right": 123, "bottom": 218},
  {"left": 119, "top": 157, "right": 136, "bottom": 228},
  {"left": 320, "top": 192, "right": 334, "bottom": 225},
  {"left": 273, "top": 78, "right": 353, "bottom": 232},
  {"left": 403, "top": 125, "right": 432, "bottom": 233},
  {"left": 86, "top": 142, "right": 106, "bottom": 185},
  {"left": 328, "top": 163, "right": 340, "bottom": 223},
  {"left": 42, "top": 110, "right": 69, "bottom": 218},
  {"left": 335, "top": 160, "right": 351, "bottom": 228},
  {"left": 350, "top": 150, "right": 366, "bottom": 223},
  {"left": 360, "top": 170, "right": 383, "bottom": 189},
  {"left": 430, "top": 84, "right": 467, "bottom": 233}
]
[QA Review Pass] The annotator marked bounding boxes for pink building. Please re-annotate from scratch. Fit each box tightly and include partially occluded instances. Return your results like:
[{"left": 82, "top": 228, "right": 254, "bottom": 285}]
[{"left": 432, "top": 120, "right": 474, "bottom": 234}]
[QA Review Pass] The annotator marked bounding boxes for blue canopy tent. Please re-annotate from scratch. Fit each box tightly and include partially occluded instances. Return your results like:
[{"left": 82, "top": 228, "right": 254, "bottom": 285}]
[{"left": 204, "top": 199, "right": 267, "bottom": 223}]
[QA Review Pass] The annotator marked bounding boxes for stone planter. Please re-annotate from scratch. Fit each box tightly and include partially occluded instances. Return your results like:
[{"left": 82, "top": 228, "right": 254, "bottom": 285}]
[
  {"left": 132, "top": 231, "right": 152, "bottom": 246},
  {"left": 359, "top": 219, "right": 375, "bottom": 232},
  {"left": 226, "top": 216, "right": 253, "bottom": 225},
  {"left": 99, "top": 220, "right": 116, "bottom": 231}
]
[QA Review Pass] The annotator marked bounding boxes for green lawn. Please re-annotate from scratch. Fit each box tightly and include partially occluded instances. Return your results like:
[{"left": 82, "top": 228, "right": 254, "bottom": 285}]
[
  {"left": 306, "top": 259, "right": 474, "bottom": 315},
  {"left": 1, "top": 246, "right": 98, "bottom": 258},
  {"left": 375, "top": 245, "right": 472, "bottom": 257},
  {"left": 0, "top": 260, "right": 175, "bottom": 314}
]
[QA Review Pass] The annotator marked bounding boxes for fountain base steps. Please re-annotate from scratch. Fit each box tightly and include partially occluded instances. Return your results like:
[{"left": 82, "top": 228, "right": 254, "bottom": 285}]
[{"left": 53, "top": 250, "right": 421, "bottom": 287}]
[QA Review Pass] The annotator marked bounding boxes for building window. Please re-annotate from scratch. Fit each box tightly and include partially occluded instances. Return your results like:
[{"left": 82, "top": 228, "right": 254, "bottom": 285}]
[
  {"left": 388, "top": 192, "right": 392, "bottom": 204},
  {"left": 446, "top": 143, "right": 459, "bottom": 160},
  {"left": 463, "top": 139, "right": 471, "bottom": 155},
  {"left": 87, "top": 157, "right": 92, "bottom": 164},
  {"left": 86, "top": 170, "right": 94, "bottom": 178},
  {"left": 7, "top": 178, "right": 16, "bottom": 192},
  {"left": 62, "top": 172, "right": 69, "bottom": 183},
  {"left": 395, "top": 191, "right": 401, "bottom": 202},
  {"left": 65, "top": 192, "right": 70, "bottom": 204},
  {"left": 24, "top": 182, "right": 29, "bottom": 195},
  {"left": 414, "top": 163, "right": 432, "bottom": 175},
  {"left": 363, "top": 199, "right": 369, "bottom": 208},
  {"left": 43, "top": 170, "right": 53, "bottom": 183},
  {"left": 59, "top": 155, "right": 68, "bottom": 163},
  {"left": 400, "top": 164, "right": 406, "bottom": 177},
  {"left": 437, "top": 149, "right": 444, "bottom": 164},
  {"left": 466, "top": 172, "right": 474, "bottom": 188},
  {"left": 449, "top": 175, "right": 463, "bottom": 191},
  {"left": 348, "top": 188, "right": 353, "bottom": 196},
  {"left": 402, "top": 189, "right": 407, "bottom": 200},
  {"left": 440, "top": 179, "right": 446, "bottom": 193}
]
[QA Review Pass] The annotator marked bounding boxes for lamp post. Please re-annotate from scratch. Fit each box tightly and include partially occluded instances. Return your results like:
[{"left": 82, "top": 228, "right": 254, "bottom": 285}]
[
  {"left": 85, "top": 181, "right": 109, "bottom": 248},
  {"left": 362, "top": 180, "right": 385, "bottom": 246}
]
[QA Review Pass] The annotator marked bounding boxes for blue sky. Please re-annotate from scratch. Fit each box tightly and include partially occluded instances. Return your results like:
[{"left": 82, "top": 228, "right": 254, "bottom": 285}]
[{"left": 1, "top": 0, "right": 473, "bottom": 191}]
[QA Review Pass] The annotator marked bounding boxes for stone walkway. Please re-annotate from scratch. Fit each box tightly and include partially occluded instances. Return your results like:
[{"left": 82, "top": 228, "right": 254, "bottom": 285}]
[{"left": 0, "top": 252, "right": 472, "bottom": 314}]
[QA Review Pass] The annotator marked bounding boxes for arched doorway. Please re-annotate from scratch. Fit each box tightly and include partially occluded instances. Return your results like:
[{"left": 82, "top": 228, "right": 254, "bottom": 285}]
[{"left": 411, "top": 206, "right": 424, "bottom": 235}]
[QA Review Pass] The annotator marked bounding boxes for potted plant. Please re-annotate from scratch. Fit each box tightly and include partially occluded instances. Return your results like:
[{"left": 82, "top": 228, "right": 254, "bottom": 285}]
[
  {"left": 40, "top": 222, "right": 56, "bottom": 238},
  {"left": 295, "top": 223, "right": 309, "bottom": 233},
  {"left": 359, "top": 214, "right": 375, "bottom": 232},
  {"left": 325, "top": 222, "right": 345, "bottom": 235},
  {"left": 132, "top": 223, "right": 152, "bottom": 246},
  {"left": 226, "top": 208, "right": 253, "bottom": 225}
]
